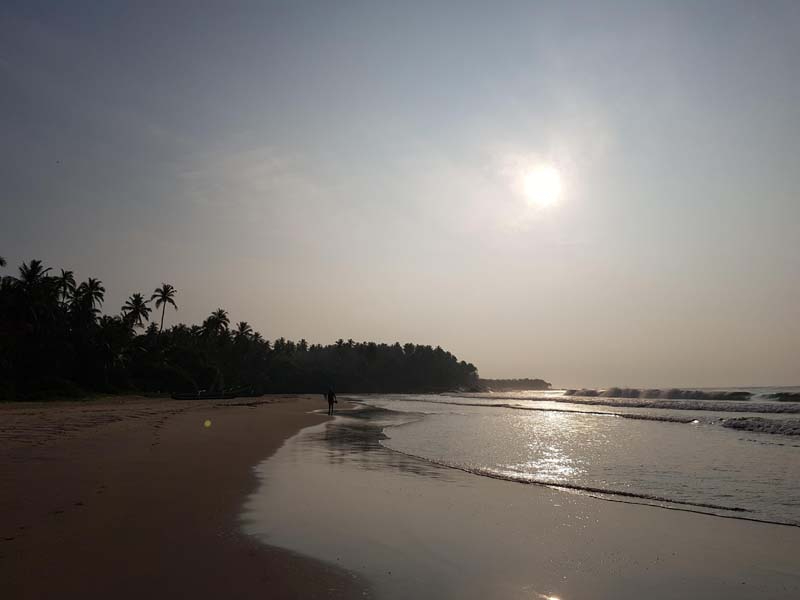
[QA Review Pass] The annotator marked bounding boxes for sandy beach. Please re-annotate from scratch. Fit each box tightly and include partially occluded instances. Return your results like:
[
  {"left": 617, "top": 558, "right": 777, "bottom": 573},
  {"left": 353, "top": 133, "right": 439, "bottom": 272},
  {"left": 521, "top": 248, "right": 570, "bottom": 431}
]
[
  {"left": 4, "top": 394, "right": 799, "bottom": 599},
  {"left": 0, "top": 395, "right": 366, "bottom": 599}
]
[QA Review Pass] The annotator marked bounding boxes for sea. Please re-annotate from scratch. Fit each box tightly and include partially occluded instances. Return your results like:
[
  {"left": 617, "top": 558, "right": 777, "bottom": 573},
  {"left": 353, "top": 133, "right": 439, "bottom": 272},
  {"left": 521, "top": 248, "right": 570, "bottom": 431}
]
[
  {"left": 367, "top": 387, "right": 800, "bottom": 526},
  {"left": 242, "top": 387, "right": 800, "bottom": 599}
]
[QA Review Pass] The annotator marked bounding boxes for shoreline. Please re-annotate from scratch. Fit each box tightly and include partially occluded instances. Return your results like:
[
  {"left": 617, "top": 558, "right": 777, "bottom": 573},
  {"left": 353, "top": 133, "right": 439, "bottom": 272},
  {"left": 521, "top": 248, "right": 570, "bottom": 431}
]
[
  {"left": 0, "top": 395, "right": 367, "bottom": 599},
  {"left": 244, "top": 403, "right": 800, "bottom": 599}
]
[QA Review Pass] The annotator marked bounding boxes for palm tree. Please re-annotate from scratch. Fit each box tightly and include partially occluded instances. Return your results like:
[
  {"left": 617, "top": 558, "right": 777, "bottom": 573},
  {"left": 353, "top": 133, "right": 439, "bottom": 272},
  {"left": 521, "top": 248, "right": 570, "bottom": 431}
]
[
  {"left": 11, "top": 260, "right": 55, "bottom": 325},
  {"left": 18, "top": 259, "right": 52, "bottom": 288},
  {"left": 151, "top": 283, "right": 178, "bottom": 333},
  {"left": 75, "top": 278, "right": 105, "bottom": 313},
  {"left": 234, "top": 321, "right": 253, "bottom": 341},
  {"left": 121, "top": 293, "right": 152, "bottom": 329},
  {"left": 203, "top": 308, "right": 230, "bottom": 335},
  {"left": 55, "top": 269, "right": 76, "bottom": 304}
]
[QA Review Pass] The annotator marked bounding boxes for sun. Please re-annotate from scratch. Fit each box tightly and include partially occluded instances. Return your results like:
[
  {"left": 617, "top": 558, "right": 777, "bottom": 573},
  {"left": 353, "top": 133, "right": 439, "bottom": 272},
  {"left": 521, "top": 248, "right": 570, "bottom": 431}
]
[{"left": 523, "top": 164, "right": 563, "bottom": 208}]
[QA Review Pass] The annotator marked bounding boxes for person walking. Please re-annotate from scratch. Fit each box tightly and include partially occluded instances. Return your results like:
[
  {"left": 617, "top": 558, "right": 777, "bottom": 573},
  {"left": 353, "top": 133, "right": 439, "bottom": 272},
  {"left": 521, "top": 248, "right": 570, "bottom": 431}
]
[{"left": 326, "top": 388, "right": 337, "bottom": 415}]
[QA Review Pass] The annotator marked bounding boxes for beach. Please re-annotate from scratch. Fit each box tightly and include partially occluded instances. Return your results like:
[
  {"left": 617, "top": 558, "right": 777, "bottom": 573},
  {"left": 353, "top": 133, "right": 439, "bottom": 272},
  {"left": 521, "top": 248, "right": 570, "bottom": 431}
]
[
  {"left": 0, "top": 395, "right": 365, "bottom": 599},
  {"left": 4, "top": 3, "right": 799, "bottom": 598},
  {"left": 4, "top": 393, "right": 799, "bottom": 599}
]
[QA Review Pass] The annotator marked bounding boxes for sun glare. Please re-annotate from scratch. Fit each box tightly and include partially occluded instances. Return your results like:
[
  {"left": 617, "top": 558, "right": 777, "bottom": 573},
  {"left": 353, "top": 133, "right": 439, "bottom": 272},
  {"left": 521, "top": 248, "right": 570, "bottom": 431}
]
[{"left": 523, "top": 164, "right": 563, "bottom": 208}]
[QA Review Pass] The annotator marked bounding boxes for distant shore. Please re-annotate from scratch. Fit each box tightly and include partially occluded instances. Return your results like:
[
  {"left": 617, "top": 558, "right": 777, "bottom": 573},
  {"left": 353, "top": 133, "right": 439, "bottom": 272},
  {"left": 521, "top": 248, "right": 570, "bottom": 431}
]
[{"left": 0, "top": 395, "right": 366, "bottom": 599}]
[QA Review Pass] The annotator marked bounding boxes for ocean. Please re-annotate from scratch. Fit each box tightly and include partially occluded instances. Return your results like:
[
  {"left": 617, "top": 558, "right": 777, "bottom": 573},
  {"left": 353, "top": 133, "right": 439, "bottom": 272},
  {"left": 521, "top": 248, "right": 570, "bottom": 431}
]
[
  {"left": 242, "top": 389, "right": 800, "bottom": 599},
  {"left": 368, "top": 388, "right": 800, "bottom": 526}
]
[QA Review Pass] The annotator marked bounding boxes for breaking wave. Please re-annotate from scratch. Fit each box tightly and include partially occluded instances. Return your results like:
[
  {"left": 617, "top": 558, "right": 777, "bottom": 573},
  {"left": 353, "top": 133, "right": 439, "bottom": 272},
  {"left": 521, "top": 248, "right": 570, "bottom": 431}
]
[
  {"left": 389, "top": 397, "right": 697, "bottom": 423},
  {"left": 548, "top": 396, "right": 800, "bottom": 414},
  {"left": 564, "top": 387, "right": 753, "bottom": 400},
  {"left": 453, "top": 393, "right": 800, "bottom": 415},
  {"left": 722, "top": 417, "right": 800, "bottom": 436}
]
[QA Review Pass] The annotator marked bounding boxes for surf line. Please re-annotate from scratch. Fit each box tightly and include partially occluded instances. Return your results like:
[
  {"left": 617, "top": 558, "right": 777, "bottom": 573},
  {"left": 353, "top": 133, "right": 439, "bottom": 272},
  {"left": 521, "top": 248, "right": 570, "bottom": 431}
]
[
  {"left": 381, "top": 443, "right": 748, "bottom": 512},
  {"left": 381, "top": 439, "right": 800, "bottom": 527},
  {"left": 374, "top": 397, "right": 698, "bottom": 424}
]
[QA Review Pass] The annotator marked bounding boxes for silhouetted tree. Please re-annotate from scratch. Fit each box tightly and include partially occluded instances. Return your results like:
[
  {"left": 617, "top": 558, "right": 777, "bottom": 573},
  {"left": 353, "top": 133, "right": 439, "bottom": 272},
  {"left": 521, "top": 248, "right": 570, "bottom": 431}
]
[
  {"left": 55, "top": 269, "right": 76, "bottom": 305},
  {"left": 74, "top": 278, "right": 105, "bottom": 315},
  {"left": 151, "top": 283, "right": 178, "bottom": 333},
  {"left": 234, "top": 321, "right": 253, "bottom": 341},
  {"left": 203, "top": 308, "right": 230, "bottom": 335},
  {"left": 0, "top": 258, "right": 480, "bottom": 400},
  {"left": 121, "top": 293, "right": 152, "bottom": 329},
  {"left": 18, "top": 259, "right": 52, "bottom": 288}
]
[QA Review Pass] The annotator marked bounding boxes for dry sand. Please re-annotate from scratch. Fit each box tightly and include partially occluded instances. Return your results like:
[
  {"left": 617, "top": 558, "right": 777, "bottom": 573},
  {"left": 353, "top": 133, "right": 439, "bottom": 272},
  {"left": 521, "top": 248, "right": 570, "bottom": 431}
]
[{"left": 0, "top": 395, "right": 366, "bottom": 599}]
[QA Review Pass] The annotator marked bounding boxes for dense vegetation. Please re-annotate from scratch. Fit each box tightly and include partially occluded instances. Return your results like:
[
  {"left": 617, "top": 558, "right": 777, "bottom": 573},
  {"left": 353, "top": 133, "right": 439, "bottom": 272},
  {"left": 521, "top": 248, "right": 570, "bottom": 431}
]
[{"left": 0, "top": 257, "right": 479, "bottom": 400}]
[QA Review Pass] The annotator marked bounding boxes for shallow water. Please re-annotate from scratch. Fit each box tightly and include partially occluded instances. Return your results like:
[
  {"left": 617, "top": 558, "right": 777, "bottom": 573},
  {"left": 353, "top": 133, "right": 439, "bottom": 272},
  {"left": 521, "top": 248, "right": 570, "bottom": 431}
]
[
  {"left": 366, "top": 394, "right": 800, "bottom": 525},
  {"left": 242, "top": 403, "right": 800, "bottom": 599}
]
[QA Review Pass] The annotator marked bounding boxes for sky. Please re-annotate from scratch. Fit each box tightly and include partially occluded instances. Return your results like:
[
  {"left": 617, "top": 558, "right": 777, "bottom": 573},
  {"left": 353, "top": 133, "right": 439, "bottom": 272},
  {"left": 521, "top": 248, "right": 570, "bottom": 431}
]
[{"left": 2, "top": 1, "right": 799, "bottom": 388}]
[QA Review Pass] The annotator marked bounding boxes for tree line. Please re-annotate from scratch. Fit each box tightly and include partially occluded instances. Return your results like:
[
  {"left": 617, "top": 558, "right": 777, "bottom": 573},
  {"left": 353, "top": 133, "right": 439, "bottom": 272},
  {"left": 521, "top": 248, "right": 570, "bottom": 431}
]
[{"left": 0, "top": 257, "right": 479, "bottom": 400}]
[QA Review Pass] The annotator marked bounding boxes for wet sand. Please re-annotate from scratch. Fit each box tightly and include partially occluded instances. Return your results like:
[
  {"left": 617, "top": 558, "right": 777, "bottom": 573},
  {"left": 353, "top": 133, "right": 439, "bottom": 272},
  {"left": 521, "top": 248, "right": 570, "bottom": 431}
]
[{"left": 0, "top": 395, "right": 366, "bottom": 599}]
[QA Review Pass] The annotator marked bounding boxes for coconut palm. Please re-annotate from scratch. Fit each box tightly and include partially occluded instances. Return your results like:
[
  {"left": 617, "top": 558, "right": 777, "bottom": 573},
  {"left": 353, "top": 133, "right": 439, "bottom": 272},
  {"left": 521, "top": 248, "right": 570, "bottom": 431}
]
[
  {"left": 18, "top": 259, "right": 52, "bottom": 289},
  {"left": 121, "top": 293, "right": 152, "bottom": 329},
  {"left": 150, "top": 283, "right": 178, "bottom": 333},
  {"left": 55, "top": 269, "right": 76, "bottom": 304},
  {"left": 203, "top": 308, "right": 230, "bottom": 336},
  {"left": 75, "top": 278, "right": 105, "bottom": 313},
  {"left": 234, "top": 321, "right": 253, "bottom": 341},
  {"left": 9, "top": 260, "right": 55, "bottom": 326}
]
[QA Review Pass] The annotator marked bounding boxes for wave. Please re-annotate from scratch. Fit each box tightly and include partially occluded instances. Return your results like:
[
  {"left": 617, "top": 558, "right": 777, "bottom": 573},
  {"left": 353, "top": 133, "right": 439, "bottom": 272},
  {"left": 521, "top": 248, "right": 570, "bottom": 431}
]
[
  {"left": 380, "top": 440, "right": 800, "bottom": 528},
  {"left": 765, "top": 392, "right": 800, "bottom": 402},
  {"left": 550, "top": 396, "right": 800, "bottom": 414},
  {"left": 565, "top": 387, "right": 752, "bottom": 400},
  {"left": 453, "top": 393, "right": 800, "bottom": 414},
  {"left": 722, "top": 417, "right": 800, "bottom": 436},
  {"left": 368, "top": 396, "right": 800, "bottom": 437},
  {"left": 386, "top": 397, "right": 698, "bottom": 424}
]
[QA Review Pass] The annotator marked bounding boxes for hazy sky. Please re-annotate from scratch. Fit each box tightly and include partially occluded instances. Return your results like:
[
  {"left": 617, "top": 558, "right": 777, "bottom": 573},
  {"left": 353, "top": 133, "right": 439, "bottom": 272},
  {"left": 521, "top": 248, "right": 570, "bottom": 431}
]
[{"left": 2, "top": 1, "right": 799, "bottom": 388}]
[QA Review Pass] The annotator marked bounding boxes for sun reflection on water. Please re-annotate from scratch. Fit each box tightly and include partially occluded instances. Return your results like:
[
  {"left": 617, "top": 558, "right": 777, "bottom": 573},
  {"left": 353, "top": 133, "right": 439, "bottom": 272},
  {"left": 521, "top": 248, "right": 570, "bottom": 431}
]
[{"left": 503, "top": 411, "right": 586, "bottom": 483}]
